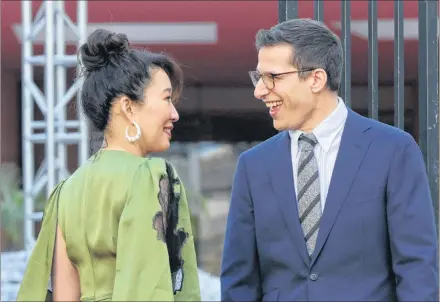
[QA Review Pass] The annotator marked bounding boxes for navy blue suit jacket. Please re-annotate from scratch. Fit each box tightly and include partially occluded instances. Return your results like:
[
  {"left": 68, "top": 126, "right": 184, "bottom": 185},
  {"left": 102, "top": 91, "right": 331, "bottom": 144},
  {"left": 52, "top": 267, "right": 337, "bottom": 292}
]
[{"left": 221, "top": 109, "right": 438, "bottom": 301}]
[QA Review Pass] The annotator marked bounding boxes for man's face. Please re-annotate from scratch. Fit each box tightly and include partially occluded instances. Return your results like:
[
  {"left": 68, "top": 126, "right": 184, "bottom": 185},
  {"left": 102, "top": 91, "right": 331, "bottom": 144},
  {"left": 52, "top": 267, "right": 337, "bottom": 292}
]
[{"left": 253, "top": 44, "right": 317, "bottom": 132}]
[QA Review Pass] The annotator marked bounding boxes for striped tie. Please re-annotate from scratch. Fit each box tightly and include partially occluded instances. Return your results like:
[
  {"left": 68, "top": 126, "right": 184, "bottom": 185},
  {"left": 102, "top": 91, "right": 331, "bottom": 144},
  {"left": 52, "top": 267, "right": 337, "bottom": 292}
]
[{"left": 297, "top": 133, "right": 321, "bottom": 256}]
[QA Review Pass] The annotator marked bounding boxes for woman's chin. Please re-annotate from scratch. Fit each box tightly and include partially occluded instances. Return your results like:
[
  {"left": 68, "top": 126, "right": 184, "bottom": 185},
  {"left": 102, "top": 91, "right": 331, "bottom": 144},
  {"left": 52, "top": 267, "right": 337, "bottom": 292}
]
[
  {"left": 153, "top": 140, "right": 171, "bottom": 154},
  {"left": 143, "top": 135, "right": 172, "bottom": 155}
]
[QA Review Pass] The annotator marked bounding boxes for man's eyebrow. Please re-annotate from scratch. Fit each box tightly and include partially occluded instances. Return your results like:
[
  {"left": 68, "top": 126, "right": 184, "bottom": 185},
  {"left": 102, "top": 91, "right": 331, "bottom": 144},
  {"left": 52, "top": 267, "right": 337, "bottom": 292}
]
[{"left": 257, "top": 70, "right": 277, "bottom": 75}]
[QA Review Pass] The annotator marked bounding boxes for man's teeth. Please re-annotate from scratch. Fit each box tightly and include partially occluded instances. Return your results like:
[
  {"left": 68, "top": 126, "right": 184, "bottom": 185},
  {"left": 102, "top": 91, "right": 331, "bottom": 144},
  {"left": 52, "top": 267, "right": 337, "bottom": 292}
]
[{"left": 265, "top": 101, "right": 283, "bottom": 108}]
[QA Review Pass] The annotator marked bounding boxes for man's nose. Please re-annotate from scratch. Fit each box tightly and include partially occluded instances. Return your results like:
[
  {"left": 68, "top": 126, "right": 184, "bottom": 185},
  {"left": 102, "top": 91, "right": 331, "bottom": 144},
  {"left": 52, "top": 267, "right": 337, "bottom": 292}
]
[{"left": 254, "top": 79, "right": 269, "bottom": 100}]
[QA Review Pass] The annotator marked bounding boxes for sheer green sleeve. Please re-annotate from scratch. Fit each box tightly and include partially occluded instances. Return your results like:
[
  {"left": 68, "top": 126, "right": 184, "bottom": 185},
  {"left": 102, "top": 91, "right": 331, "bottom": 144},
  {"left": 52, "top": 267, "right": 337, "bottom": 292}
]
[
  {"left": 169, "top": 162, "right": 202, "bottom": 302},
  {"left": 112, "top": 158, "right": 201, "bottom": 301},
  {"left": 16, "top": 181, "right": 65, "bottom": 302}
]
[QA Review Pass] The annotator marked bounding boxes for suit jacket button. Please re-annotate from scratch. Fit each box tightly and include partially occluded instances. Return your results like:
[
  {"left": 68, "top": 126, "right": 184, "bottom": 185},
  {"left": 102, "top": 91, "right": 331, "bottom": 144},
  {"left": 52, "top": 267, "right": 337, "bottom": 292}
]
[{"left": 309, "top": 273, "right": 319, "bottom": 281}]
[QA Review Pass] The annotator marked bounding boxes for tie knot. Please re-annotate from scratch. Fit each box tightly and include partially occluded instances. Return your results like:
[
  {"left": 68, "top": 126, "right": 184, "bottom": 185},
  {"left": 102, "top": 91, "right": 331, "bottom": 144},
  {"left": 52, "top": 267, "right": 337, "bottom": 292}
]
[{"left": 299, "top": 133, "right": 318, "bottom": 151}]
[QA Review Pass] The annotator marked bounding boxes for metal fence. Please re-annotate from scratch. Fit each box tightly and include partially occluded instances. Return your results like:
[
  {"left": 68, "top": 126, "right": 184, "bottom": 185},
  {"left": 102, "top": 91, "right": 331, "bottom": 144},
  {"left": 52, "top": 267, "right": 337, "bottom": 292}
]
[{"left": 278, "top": 0, "right": 439, "bottom": 225}]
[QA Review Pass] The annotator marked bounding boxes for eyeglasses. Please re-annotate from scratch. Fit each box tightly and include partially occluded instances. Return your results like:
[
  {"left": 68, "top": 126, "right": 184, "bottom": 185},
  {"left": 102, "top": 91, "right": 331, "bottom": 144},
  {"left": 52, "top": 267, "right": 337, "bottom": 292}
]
[{"left": 249, "top": 69, "right": 314, "bottom": 90}]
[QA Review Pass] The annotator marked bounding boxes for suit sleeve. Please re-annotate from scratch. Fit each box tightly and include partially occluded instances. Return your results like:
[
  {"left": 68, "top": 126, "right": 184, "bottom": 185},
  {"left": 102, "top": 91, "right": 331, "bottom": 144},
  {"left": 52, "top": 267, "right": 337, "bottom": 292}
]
[
  {"left": 112, "top": 162, "right": 174, "bottom": 301},
  {"left": 386, "top": 134, "right": 439, "bottom": 301},
  {"left": 221, "top": 154, "right": 262, "bottom": 301}
]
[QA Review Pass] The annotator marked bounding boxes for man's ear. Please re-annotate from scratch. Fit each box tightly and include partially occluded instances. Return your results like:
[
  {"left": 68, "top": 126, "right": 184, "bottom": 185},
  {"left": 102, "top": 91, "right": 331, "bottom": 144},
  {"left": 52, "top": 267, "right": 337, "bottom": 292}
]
[{"left": 309, "top": 68, "right": 328, "bottom": 94}]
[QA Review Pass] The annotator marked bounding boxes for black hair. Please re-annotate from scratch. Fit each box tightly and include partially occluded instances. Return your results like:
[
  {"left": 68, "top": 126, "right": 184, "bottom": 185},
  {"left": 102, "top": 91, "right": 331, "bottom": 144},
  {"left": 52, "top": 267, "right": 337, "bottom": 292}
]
[
  {"left": 255, "top": 18, "right": 343, "bottom": 91},
  {"left": 78, "top": 29, "right": 183, "bottom": 132}
]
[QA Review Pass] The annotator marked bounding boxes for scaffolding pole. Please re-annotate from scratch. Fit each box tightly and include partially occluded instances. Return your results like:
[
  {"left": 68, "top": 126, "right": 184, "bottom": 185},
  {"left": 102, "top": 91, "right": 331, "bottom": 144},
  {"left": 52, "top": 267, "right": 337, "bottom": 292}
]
[{"left": 21, "top": 0, "right": 89, "bottom": 251}]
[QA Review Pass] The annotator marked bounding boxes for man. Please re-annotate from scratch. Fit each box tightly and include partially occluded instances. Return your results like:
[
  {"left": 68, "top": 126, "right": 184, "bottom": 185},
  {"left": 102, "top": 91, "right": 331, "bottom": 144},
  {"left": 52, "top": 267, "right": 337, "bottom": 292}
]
[{"left": 221, "top": 18, "right": 438, "bottom": 301}]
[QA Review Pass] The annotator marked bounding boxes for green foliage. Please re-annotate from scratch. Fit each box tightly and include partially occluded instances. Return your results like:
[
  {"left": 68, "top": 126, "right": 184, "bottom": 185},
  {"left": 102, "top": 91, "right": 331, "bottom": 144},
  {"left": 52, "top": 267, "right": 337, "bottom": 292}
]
[
  {"left": 0, "top": 163, "right": 45, "bottom": 250},
  {"left": 0, "top": 163, "right": 25, "bottom": 249}
]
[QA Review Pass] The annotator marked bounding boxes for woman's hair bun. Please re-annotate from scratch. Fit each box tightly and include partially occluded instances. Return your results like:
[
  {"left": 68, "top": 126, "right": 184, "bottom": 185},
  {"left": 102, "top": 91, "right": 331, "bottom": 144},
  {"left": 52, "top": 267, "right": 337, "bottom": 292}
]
[{"left": 79, "top": 29, "right": 130, "bottom": 73}]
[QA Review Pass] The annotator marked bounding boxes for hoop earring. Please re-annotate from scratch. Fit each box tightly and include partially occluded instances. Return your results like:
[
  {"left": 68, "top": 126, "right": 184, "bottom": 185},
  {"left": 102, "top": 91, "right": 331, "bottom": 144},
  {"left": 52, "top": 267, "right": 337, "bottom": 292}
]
[{"left": 125, "top": 121, "right": 141, "bottom": 143}]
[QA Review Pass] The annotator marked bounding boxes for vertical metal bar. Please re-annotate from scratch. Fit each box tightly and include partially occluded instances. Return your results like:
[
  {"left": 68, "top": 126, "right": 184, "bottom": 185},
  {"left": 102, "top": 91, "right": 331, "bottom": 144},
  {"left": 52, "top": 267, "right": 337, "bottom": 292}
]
[
  {"left": 78, "top": 0, "right": 89, "bottom": 163},
  {"left": 286, "top": 0, "right": 298, "bottom": 20},
  {"left": 368, "top": 0, "right": 378, "bottom": 120},
  {"left": 394, "top": 0, "right": 405, "bottom": 129},
  {"left": 45, "top": 1, "right": 56, "bottom": 195},
  {"left": 340, "top": 0, "right": 351, "bottom": 107},
  {"left": 425, "top": 1, "right": 439, "bottom": 216},
  {"left": 313, "top": 0, "right": 324, "bottom": 22},
  {"left": 188, "top": 143, "right": 202, "bottom": 262},
  {"left": 21, "top": 0, "right": 35, "bottom": 251},
  {"left": 438, "top": 3, "right": 440, "bottom": 234},
  {"left": 56, "top": 1, "right": 67, "bottom": 181},
  {"left": 418, "top": 6, "right": 428, "bottom": 164},
  {"left": 278, "top": 0, "right": 286, "bottom": 23},
  {"left": 419, "top": 0, "right": 439, "bottom": 225}
]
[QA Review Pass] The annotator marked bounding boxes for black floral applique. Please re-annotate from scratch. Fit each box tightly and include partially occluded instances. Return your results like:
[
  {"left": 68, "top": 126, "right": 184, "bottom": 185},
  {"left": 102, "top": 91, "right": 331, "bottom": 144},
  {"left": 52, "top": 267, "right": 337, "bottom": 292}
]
[{"left": 152, "top": 161, "right": 189, "bottom": 294}]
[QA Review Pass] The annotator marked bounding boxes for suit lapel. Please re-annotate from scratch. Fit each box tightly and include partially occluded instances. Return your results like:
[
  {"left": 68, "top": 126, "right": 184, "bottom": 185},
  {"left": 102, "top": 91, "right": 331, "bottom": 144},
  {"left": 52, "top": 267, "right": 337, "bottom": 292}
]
[
  {"left": 269, "top": 131, "right": 310, "bottom": 266},
  {"left": 311, "top": 110, "right": 372, "bottom": 265}
]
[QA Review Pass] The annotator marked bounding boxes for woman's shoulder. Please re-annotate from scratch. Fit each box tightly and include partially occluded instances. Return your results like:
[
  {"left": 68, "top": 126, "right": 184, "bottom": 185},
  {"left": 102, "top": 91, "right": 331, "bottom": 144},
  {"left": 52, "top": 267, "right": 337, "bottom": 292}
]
[
  {"left": 79, "top": 150, "right": 176, "bottom": 178},
  {"left": 58, "top": 152, "right": 181, "bottom": 198},
  {"left": 134, "top": 157, "right": 181, "bottom": 186},
  {"left": 141, "top": 157, "right": 177, "bottom": 174},
  {"left": 87, "top": 150, "right": 178, "bottom": 175}
]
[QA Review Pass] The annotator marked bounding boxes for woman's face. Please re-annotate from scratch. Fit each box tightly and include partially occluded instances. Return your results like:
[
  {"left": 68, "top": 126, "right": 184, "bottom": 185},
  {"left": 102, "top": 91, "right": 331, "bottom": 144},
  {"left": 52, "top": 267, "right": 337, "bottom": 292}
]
[{"left": 128, "top": 68, "right": 179, "bottom": 154}]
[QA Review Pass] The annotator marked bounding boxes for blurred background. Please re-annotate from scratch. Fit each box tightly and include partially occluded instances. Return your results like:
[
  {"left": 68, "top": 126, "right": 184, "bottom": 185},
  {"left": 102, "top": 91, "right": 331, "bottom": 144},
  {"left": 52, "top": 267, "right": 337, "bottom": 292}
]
[{"left": 1, "top": 0, "right": 438, "bottom": 301}]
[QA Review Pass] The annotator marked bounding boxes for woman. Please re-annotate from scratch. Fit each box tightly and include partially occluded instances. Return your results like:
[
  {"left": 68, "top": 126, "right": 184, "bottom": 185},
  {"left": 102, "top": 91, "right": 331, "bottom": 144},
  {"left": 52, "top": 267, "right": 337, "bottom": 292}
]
[{"left": 16, "top": 29, "right": 201, "bottom": 301}]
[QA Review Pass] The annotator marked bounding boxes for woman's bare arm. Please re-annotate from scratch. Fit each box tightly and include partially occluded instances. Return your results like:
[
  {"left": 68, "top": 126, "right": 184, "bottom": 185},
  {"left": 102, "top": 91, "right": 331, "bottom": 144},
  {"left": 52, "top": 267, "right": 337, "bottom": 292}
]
[{"left": 52, "top": 224, "right": 81, "bottom": 301}]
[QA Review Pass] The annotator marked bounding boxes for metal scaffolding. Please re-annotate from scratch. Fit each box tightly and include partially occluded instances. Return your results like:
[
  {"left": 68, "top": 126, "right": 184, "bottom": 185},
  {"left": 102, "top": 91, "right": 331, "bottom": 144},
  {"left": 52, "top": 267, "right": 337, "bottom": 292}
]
[{"left": 21, "top": 0, "right": 89, "bottom": 251}]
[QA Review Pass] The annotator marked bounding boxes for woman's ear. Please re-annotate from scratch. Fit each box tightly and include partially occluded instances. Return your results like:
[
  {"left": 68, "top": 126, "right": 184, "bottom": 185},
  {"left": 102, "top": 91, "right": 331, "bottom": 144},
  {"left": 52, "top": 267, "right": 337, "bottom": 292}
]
[{"left": 120, "top": 97, "right": 135, "bottom": 122}]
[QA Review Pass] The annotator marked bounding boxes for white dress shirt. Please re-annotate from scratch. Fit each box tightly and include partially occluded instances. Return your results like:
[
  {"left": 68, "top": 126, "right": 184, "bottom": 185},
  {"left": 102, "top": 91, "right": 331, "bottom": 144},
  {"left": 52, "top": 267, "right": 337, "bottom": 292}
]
[{"left": 289, "top": 98, "right": 348, "bottom": 212}]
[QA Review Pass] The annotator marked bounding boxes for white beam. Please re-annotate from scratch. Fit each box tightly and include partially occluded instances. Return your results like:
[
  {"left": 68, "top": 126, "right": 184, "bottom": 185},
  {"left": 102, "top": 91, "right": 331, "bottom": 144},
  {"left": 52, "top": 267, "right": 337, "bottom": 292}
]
[{"left": 13, "top": 22, "right": 218, "bottom": 45}]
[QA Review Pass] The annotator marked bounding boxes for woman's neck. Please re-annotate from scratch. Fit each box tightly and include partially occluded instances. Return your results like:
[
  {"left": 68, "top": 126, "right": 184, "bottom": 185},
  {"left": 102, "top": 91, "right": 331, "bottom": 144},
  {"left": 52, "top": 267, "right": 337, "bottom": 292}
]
[{"left": 102, "top": 137, "right": 145, "bottom": 157}]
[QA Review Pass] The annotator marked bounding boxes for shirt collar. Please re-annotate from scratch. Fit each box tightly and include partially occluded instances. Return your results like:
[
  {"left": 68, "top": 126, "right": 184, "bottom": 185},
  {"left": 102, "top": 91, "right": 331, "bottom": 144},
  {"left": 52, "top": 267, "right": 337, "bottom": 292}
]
[{"left": 289, "top": 97, "right": 348, "bottom": 152}]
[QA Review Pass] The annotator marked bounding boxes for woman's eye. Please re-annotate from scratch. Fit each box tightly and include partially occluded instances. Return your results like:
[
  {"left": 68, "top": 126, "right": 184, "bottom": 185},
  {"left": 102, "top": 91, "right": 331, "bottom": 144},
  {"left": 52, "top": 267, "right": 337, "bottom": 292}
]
[{"left": 165, "top": 96, "right": 172, "bottom": 102}]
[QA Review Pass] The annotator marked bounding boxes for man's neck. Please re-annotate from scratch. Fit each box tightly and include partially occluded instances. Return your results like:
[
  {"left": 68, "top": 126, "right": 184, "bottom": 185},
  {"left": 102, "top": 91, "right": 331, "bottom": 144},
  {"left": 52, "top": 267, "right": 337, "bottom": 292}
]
[{"left": 300, "top": 94, "right": 339, "bottom": 133}]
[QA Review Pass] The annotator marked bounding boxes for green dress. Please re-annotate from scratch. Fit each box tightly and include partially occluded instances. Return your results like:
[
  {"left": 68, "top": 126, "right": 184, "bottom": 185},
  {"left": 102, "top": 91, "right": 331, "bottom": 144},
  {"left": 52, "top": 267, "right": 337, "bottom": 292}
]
[{"left": 16, "top": 150, "right": 201, "bottom": 301}]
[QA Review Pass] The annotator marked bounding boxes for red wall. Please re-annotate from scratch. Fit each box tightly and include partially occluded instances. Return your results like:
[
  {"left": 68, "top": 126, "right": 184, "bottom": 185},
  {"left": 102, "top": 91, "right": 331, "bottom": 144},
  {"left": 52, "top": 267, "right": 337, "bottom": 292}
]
[{"left": 0, "top": 68, "right": 20, "bottom": 164}]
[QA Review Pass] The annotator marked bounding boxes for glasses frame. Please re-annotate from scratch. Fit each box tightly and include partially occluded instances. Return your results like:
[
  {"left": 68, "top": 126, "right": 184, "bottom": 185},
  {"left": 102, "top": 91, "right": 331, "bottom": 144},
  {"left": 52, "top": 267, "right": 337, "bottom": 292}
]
[{"left": 249, "top": 69, "right": 315, "bottom": 89}]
